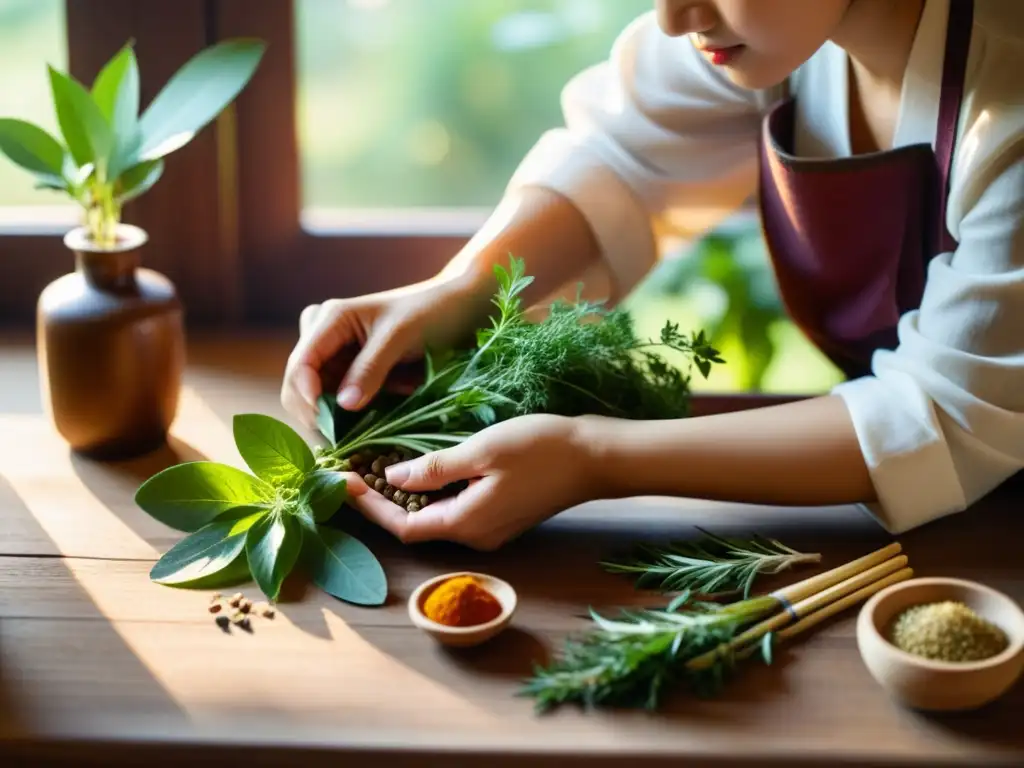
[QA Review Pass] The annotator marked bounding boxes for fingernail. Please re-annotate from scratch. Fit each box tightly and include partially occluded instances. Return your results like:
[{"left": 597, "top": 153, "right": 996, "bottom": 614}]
[
  {"left": 385, "top": 463, "right": 409, "bottom": 486},
  {"left": 298, "top": 378, "right": 319, "bottom": 408},
  {"left": 337, "top": 385, "right": 362, "bottom": 409}
]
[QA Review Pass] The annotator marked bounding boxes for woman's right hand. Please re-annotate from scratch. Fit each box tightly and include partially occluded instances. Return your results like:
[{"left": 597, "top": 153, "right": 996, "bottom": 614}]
[{"left": 280, "top": 276, "right": 486, "bottom": 430}]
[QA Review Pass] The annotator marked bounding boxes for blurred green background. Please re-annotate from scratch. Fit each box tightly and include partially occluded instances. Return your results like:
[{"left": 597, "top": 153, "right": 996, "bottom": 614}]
[{"left": 0, "top": 0, "right": 842, "bottom": 393}]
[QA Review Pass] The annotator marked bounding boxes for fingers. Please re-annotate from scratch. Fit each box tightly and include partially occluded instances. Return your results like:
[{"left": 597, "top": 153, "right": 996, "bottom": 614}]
[
  {"left": 336, "top": 323, "right": 409, "bottom": 410},
  {"left": 349, "top": 477, "right": 497, "bottom": 548},
  {"left": 384, "top": 443, "right": 480, "bottom": 492},
  {"left": 400, "top": 480, "right": 493, "bottom": 545}
]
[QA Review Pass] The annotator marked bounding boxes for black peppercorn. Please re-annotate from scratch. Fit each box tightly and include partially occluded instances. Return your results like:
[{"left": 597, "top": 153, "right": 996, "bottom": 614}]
[
  {"left": 407, "top": 502, "right": 421, "bottom": 513},
  {"left": 374, "top": 477, "right": 388, "bottom": 493},
  {"left": 393, "top": 490, "right": 409, "bottom": 506}
]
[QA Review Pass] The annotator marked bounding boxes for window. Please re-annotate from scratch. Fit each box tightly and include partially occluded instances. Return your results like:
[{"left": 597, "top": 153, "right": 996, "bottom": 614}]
[
  {"left": 295, "top": 0, "right": 650, "bottom": 226},
  {"left": 0, "top": 0, "right": 73, "bottom": 215}
]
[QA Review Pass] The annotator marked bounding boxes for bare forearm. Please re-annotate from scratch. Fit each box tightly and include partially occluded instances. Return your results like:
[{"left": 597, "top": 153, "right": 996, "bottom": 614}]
[
  {"left": 578, "top": 395, "right": 877, "bottom": 507},
  {"left": 438, "top": 186, "right": 604, "bottom": 309}
]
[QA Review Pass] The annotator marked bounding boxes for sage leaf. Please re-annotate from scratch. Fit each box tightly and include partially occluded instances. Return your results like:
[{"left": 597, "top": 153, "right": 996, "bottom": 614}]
[
  {"left": 91, "top": 43, "right": 139, "bottom": 141},
  {"left": 315, "top": 394, "right": 337, "bottom": 445},
  {"left": 246, "top": 513, "right": 302, "bottom": 601},
  {"left": 48, "top": 66, "right": 114, "bottom": 176},
  {"left": 136, "top": 39, "right": 265, "bottom": 162},
  {"left": 0, "top": 118, "right": 65, "bottom": 177},
  {"left": 135, "top": 461, "right": 273, "bottom": 532},
  {"left": 300, "top": 524, "right": 387, "bottom": 606},
  {"left": 299, "top": 470, "right": 348, "bottom": 524},
  {"left": 233, "top": 413, "right": 315, "bottom": 487},
  {"left": 115, "top": 158, "right": 163, "bottom": 204},
  {"left": 150, "top": 513, "right": 260, "bottom": 586}
]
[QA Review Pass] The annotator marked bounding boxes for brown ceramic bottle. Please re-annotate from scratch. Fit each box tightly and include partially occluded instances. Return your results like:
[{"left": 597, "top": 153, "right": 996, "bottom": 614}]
[{"left": 36, "top": 224, "right": 185, "bottom": 459}]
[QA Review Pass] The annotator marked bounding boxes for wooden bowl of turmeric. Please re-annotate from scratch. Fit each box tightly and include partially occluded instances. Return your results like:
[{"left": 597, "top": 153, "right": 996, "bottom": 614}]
[{"left": 408, "top": 572, "right": 517, "bottom": 647}]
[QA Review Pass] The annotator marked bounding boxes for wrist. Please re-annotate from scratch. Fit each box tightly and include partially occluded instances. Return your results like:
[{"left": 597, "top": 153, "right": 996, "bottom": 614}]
[{"left": 570, "top": 414, "right": 632, "bottom": 500}]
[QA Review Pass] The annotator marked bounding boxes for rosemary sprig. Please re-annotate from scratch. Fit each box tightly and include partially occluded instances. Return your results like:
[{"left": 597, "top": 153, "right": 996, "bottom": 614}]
[
  {"left": 601, "top": 529, "right": 822, "bottom": 599},
  {"left": 520, "top": 593, "right": 779, "bottom": 712}
]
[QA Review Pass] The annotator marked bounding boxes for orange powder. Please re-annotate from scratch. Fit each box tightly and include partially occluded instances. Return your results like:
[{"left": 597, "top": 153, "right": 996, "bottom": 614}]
[{"left": 423, "top": 575, "right": 502, "bottom": 627}]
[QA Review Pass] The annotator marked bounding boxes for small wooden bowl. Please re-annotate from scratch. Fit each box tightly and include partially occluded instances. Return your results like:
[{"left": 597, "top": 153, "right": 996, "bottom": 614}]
[
  {"left": 408, "top": 572, "right": 517, "bottom": 648},
  {"left": 857, "top": 577, "right": 1024, "bottom": 711}
]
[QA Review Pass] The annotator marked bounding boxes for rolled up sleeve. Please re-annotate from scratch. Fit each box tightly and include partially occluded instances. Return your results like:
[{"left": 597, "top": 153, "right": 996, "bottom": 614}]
[
  {"left": 834, "top": 156, "right": 1024, "bottom": 533},
  {"left": 505, "top": 11, "right": 764, "bottom": 300}
]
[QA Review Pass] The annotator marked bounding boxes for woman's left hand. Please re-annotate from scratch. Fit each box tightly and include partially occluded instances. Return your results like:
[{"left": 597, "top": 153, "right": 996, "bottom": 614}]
[{"left": 342, "top": 414, "right": 597, "bottom": 550}]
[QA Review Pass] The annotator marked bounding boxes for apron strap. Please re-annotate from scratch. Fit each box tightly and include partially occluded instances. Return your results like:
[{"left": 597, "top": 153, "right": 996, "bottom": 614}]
[{"left": 934, "top": 0, "right": 974, "bottom": 254}]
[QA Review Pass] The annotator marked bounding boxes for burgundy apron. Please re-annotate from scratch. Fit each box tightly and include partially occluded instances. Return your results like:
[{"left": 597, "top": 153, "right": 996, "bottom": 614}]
[{"left": 758, "top": 0, "right": 973, "bottom": 380}]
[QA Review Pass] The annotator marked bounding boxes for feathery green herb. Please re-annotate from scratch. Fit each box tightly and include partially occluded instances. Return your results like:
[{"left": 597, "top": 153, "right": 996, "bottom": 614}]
[
  {"left": 602, "top": 529, "right": 821, "bottom": 599},
  {"left": 315, "top": 256, "right": 724, "bottom": 464}
]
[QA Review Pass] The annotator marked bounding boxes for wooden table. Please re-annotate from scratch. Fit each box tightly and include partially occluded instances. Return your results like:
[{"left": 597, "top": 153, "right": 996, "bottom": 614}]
[{"left": 1, "top": 332, "right": 1022, "bottom": 767}]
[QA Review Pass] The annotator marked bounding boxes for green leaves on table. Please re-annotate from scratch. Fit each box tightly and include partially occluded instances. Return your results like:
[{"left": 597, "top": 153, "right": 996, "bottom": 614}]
[
  {"left": 299, "top": 470, "right": 349, "bottom": 523},
  {"left": 300, "top": 523, "right": 387, "bottom": 606},
  {"left": 149, "top": 509, "right": 261, "bottom": 588},
  {"left": 135, "top": 461, "right": 273, "bottom": 532},
  {"left": 246, "top": 513, "right": 302, "bottom": 601},
  {"left": 233, "top": 413, "right": 315, "bottom": 487},
  {"left": 137, "top": 412, "right": 386, "bottom": 606}
]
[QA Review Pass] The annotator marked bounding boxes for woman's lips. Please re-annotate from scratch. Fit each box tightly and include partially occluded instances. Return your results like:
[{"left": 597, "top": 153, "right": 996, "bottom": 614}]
[{"left": 699, "top": 45, "right": 745, "bottom": 65}]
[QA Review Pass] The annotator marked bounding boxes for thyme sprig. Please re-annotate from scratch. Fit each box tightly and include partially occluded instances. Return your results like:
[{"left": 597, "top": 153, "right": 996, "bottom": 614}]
[
  {"left": 602, "top": 529, "right": 822, "bottom": 599},
  {"left": 520, "top": 593, "right": 780, "bottom": 712}
]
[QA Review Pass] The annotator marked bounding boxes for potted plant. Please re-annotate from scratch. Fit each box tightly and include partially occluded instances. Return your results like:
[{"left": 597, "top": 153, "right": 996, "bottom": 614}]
[{"left": 0, "top": 38, "right": 264, "bottom": 458}]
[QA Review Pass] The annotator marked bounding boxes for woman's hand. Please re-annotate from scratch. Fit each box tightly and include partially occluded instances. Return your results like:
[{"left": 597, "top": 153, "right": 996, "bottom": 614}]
[
  {"left": 344, "top": 414, "right": 597, "bottom": 550},
  {"left": 280, "top": 275, "right": 488, "bottom": 430}
]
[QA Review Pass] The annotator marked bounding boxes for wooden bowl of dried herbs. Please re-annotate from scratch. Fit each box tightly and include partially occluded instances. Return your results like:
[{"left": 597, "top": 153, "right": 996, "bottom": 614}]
[{"left": 857, "top": 577, "right": 1024, "bottom": 711}]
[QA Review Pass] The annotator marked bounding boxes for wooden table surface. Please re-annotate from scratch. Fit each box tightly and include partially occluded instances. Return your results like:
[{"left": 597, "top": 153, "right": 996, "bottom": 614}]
[{"left": 1, "top": 332, "right": 1022, "bottom": 767}]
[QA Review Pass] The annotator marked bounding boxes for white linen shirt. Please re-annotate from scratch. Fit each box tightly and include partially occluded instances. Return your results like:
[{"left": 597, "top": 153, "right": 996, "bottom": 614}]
[{"left": 504, "top": 0, "right": 1024, "bottom": 534}]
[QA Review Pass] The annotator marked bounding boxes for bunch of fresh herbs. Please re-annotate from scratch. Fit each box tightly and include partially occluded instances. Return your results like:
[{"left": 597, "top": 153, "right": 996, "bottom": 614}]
[
  {"left": 135, "top": 257, "right": 724, "bottom": 606},
  {"left": 520, "top": 591, "right": 780, "bottom": 712},
  {"left": 314, "top": 256, "right": 724, "bottom": 464}
]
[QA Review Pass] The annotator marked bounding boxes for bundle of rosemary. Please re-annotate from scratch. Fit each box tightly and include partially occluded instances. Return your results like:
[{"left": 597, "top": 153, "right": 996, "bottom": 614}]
[{"left": 523, "top": 541, "right": 913, "bottom": 712}]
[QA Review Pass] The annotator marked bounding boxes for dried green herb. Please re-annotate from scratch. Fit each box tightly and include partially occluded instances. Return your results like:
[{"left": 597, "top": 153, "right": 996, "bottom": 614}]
[{"left": 602, "top": 529, "right": 821, "bottom": 598}]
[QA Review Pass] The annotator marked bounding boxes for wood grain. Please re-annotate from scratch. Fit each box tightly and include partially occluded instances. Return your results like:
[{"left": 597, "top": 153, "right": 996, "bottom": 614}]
[{"left": 1, "top": 334, "right": 1022, "bottom": 767}]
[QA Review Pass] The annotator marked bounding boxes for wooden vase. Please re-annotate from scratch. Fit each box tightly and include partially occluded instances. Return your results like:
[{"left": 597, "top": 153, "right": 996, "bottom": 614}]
[{"left": 36, "top": 224, "right": 185, "bottom": 459}]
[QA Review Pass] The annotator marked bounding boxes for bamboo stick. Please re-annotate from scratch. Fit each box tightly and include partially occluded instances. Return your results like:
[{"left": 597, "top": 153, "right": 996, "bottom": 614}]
[
  {"left": 771, "top": 541, "right": 902, "bottom": 606},
  {"left": 734, "top": 566, "right": 915, "bottom": 660},
  {"left": 686, "top": 554, "right": 908, "bottom": 670}
]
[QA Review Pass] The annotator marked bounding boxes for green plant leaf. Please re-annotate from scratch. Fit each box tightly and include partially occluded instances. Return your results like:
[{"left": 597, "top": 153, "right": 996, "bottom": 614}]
[
  {"left": 135, "top": 461, "right": 274, "bottom": 532},
  {"left": 149, "top": 512, "right": 260, "bottom": 586},
  {"left": 300, "top": 523, "right": 387, "bottom": 606},
  {"left": 48, "top": 66, "right": 114, "bottom": 177},
  {"left": 233, "top": 413, "right": 315, "bottom": 487},
  {"left": 316, "top": 394, "right": 337, "bottom": 446},
  {"left": 92, "top": 42, "right": 139, "bottom": 137},
  {"left": 0, "top": 119, "right": 65, "bottom": 177},
  {"left": 116, "top": 158, "right": 163, "bottom": 204},
  {"left": 299, "top": 470, "right": 348, "bottom": 524},
  {"left": 246, "top": 512, "right": 302, "bottom": 600},
  {"left": 135, "top": 38, "right": 265, "bottom": 163}
]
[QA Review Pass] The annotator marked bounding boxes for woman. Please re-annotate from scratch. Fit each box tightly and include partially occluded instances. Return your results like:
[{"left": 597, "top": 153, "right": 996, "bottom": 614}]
[{"left": 281, "top": 0, "right": 1023, "bottom": 550}]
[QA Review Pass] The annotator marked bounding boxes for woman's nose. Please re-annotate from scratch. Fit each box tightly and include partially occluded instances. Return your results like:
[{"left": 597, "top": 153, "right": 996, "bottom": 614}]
[{"left": 655, "top": 0, "right": 717, "bottom": 37}]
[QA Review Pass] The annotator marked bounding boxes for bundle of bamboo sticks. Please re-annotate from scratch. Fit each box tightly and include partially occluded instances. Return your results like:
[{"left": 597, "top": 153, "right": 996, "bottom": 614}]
[{"left": 687, "top": 542, "right": 911, "bottom": 670}]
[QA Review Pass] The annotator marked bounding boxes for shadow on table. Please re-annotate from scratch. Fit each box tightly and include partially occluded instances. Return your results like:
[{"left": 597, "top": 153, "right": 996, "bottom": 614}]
[
  {"left": 0, "top": 474, "right": 188, "bottom": 745},
  {"left": 67, "top": 435, "right": 208, "bottom": 551},
  {"left": 908, "top": 681, "right": 1024, "bottom": 751}
]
